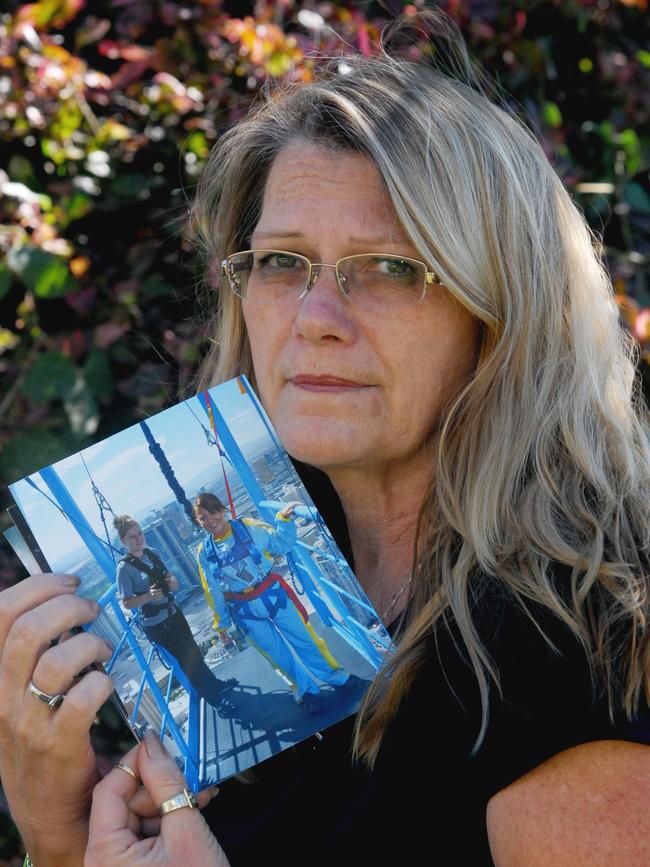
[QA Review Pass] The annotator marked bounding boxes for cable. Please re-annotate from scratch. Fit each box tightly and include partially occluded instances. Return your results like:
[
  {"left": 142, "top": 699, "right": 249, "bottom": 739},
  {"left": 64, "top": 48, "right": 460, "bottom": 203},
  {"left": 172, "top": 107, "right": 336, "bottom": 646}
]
[{"left": 80, "top": 452, "right": 116, "bottom": 563}]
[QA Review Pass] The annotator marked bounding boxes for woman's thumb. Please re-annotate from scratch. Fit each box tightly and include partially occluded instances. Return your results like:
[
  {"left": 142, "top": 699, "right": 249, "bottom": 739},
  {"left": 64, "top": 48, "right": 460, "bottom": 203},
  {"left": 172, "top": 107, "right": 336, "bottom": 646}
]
[
  {"left": 138, "top": 731, "right": 196, "bottom": 817},
  {"left": 138, "top": 731, "right": 228, "bottom": 864}
]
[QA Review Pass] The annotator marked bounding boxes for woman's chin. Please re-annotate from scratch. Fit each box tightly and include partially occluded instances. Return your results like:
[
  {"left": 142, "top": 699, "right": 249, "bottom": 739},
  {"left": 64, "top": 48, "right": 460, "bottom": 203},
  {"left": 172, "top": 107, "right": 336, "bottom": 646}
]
[{"left": 276, "top": 421, "right": 370, "bottom": 471}]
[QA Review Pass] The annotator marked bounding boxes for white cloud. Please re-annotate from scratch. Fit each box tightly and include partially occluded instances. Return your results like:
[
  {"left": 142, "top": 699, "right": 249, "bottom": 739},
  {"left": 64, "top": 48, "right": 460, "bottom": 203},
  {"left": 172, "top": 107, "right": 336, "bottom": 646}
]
[
  {"left": 92, "top": 443, "right": 151, "bottom": 484},
  {"left": 55, "top": 453, "right": 81, "bottom": 474},
  {"left": 81, "top": 439, "right": 112, "bottom": 463},
  {"left": 227, "top": 408, "right": 255, "bottom": 425}
]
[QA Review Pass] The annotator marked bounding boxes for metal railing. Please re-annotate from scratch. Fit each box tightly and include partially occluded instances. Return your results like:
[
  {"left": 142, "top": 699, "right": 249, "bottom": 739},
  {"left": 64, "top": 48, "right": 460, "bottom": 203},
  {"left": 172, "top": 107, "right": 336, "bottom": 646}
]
[
  {"left": 96, "top": 586, "right": 207, "bottom": 790},
  {"left": 259, "top": 500, "right": 387, "bottom": 664}
]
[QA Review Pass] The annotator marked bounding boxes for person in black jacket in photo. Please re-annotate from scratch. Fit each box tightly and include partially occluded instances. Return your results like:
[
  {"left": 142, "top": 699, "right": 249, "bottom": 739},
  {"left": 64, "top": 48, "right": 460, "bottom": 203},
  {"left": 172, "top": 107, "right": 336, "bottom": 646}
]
[{"left": 114, "top": 514, "right": 237, "bottom": 709}]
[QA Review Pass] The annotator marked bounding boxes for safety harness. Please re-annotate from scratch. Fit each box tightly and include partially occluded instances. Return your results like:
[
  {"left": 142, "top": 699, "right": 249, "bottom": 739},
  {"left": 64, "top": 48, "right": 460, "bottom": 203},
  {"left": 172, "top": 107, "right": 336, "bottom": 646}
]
[
  {"left": 203, "top": 520, "right": 308, "bottom": 623},
  {"left": 120, "top": 547, "right": 175, "bottom": 618}
]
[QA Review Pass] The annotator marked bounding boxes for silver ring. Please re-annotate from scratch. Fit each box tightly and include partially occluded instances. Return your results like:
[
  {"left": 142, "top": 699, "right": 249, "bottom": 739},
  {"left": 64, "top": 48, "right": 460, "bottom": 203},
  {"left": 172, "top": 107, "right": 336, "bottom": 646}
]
[
  {"left": 116, "top": 762, "right": 139, "bottom": 783},
  {"left": 158, "top": 787, "right": 198, "bottom": 816},
  {"left": 28, "top": 681, "right": 66, "bottom": 710}
]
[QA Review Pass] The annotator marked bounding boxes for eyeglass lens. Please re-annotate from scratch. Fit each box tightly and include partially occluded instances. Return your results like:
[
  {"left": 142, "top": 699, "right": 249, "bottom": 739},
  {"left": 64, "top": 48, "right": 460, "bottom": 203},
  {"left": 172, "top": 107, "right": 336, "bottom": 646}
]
[{"left": 225, "top": 251, "right": 427, "bottom": 308}]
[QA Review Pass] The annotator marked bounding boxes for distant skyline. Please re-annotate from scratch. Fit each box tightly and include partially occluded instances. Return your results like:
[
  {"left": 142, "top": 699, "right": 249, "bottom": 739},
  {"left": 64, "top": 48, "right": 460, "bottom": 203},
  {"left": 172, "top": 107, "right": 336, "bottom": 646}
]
[
  {"left": 10, "top": 378, "right": 278, "bottom": 572},
  {"left": 51, "top": 463, "right": 257, "bottom": 575}
]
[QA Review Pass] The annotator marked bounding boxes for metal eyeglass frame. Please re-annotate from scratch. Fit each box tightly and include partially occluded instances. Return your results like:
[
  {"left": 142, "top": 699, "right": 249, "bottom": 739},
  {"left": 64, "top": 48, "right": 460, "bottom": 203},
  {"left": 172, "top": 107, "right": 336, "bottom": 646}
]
[{"left": 221, "top": 249, "right": 442, "bottom": 301}]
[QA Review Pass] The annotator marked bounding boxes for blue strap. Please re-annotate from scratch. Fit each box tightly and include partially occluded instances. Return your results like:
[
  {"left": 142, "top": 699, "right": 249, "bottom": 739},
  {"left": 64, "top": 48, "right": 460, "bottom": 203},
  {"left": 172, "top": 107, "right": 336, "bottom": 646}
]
[
  {"left": 202, "top": 519, "right": 263, "bottom": 573},
  {"left": 230, "top": 518, "right": 263, "bottom": 567}
]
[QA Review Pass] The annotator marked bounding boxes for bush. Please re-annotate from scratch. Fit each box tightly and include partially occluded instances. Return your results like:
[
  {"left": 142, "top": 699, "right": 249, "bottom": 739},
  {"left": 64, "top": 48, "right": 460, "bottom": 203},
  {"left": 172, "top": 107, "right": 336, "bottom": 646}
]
[{"left": 0, "top": 0, "right": 648, "bottom": 499}]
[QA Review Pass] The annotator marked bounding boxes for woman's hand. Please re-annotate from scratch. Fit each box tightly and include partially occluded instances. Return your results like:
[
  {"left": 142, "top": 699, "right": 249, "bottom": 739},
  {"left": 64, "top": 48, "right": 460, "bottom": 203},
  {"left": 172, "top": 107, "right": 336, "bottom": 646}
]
[
  {"left": 86, "top": 732, "right": 230, "bottom": 867},
  {"left": 0, "top": 573, "right": 115, "bottom": 867},
  {"left": 277, "top": 500, "right": 301, "bottom": 520},
  {"left": 165, "top": 572, "right": 179, "bottom": 591}
]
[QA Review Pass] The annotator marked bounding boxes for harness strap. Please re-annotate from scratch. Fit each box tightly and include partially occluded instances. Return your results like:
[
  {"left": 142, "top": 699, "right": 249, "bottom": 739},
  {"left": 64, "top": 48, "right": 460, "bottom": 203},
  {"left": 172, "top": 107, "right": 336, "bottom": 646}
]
[
  {"left": 231, "top": 518, "right": 263, "bottom": 567},
  {"left": 223, "top": 571, "right": 276, "bottom": 602},
  {"left": 224, "top": 571, "right": 309, "bottom": 623},
  {"left": 277, "top": 575, "right": 309, "bottom": 623},
  {"left": 120, "top": 550, "right": 174, "bottom": 617}
]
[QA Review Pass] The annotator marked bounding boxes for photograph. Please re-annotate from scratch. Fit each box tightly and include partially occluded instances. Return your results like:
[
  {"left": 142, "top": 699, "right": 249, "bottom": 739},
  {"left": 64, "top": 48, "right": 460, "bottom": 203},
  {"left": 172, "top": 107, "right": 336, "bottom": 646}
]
[{"left": 9, "top": 376, "right": 392, "bottom": 791}]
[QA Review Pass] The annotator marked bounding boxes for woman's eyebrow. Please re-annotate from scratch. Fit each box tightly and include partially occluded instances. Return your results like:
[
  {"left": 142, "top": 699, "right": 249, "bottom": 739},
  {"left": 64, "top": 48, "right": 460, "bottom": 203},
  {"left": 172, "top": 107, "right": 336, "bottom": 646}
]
[
  {"left": 253, "top": 230, "right": 302, "bottom": 239},
  {"left": 252, "top": 229, "right": 413, "bottom": 246}
]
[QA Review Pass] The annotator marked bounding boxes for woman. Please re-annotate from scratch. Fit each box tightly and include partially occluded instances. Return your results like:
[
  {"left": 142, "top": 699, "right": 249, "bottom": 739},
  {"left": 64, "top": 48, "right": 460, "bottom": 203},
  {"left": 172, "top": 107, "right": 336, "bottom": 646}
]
[
  {"left": 193, "top": 493, "right": 365, "bottom": 712},
  {"left": 113, "top": 515, "right": 237, "bottom": 709},
  {"left": 2, "top": 12, "right": 650, "bottom": 867}
]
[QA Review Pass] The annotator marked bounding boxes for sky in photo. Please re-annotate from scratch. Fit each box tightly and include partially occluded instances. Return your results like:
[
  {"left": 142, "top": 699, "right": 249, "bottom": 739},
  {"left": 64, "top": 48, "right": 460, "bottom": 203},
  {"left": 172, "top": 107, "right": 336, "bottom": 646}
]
[{"left": 10, "top": 378, "right": 275, "bottom": 571}]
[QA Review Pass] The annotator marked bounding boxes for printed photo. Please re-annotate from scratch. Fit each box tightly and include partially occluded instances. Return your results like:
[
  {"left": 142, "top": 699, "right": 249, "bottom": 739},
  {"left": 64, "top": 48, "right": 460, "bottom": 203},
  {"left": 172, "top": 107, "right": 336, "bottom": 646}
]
[{"left": 9, "top": 376, "right": 392, "bottom": 791}]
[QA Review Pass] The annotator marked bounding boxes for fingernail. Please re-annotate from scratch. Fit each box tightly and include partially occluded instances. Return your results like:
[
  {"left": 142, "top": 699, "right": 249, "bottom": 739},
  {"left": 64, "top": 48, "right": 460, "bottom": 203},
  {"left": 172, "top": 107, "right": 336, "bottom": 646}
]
[
  {"left": 90, "top": 601, "right": 101, "bottom": 614},
  {"left": 209, "top": 786, "right": 220, "bottom": 800},
  {"left": 63, "top": 575, "right": 80, "bottom": 587},
  {"left": 144, "top": 729, "right": 165, "bottom": 757}
]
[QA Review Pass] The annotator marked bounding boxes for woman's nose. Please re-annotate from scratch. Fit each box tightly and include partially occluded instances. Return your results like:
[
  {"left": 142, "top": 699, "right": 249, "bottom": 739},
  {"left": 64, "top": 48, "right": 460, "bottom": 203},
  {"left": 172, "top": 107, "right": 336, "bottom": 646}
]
[{"left": 292, "top": 264, "right": 357, "bottom": 344}]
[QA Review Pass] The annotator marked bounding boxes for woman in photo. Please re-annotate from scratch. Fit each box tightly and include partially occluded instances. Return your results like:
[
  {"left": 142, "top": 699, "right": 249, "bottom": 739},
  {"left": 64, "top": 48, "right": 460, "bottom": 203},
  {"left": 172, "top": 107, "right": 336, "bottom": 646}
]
[
  {"left": 1, "top": 11, "right": 649, "bottom": 867},
  {"left": 114, "top": 515, "right": 237, "bottom": 709},
  {"left": 193, "top": 493, "right": 366, "bottom": 713}
]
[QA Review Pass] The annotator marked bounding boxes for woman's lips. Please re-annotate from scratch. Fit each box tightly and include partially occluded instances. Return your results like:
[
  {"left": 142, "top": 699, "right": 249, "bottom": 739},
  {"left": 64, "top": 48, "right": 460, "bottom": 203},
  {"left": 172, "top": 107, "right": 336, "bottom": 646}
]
[{"left": 290, "top": 375, "right": 367, "bottom": 393}]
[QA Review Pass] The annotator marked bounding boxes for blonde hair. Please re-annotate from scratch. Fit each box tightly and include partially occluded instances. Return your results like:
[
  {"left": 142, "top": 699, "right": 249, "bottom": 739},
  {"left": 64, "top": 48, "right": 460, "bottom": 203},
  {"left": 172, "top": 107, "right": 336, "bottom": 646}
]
[
  {"left": 113, "top": 514, "right": 139, "bottom": 541},
  {"left": 187, "top": 12, "right": 650, "bottom": 763}
]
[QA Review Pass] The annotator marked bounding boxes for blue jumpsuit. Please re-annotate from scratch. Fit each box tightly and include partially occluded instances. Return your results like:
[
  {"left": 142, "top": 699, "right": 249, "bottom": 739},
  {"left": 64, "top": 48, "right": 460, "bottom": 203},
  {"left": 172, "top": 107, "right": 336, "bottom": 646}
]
[{"left": 196, "top": 513, "right": 349, "bottom": 701}]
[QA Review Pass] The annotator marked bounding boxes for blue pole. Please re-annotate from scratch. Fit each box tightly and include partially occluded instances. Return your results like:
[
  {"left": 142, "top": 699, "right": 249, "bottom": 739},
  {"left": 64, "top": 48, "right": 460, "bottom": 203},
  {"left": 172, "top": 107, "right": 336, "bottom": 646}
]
[
  {"left": 39, "top": 467, "right": 208, "bottom": 786},
  {"left": 39, "top": 465, "right": 116, "bottom": 580},
  {"left": 238, "top": 376, "right": 284, "bottom": 455},
  {"left": 198, "top": 390, "right": 272, "bottom": 520}
]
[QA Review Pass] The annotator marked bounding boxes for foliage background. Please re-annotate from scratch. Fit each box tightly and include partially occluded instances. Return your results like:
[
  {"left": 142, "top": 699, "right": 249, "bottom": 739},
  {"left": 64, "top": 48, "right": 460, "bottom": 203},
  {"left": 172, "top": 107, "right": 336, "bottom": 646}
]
[{"left": 0, "top": 0, "right": 648, "bottom": 860}]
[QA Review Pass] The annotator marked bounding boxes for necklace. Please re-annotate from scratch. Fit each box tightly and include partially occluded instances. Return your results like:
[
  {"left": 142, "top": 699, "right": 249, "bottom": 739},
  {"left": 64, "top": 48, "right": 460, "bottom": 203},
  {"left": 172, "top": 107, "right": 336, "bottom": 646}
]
[{"left": 382, "top": 575, "right": 412, "bottom": 622}]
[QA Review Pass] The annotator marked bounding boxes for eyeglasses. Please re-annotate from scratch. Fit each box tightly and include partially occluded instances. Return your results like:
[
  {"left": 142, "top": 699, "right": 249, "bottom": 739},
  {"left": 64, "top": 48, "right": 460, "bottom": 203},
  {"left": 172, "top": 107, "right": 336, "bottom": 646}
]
[{"left": 221, "top": 249, "right": 442, "bottom": 310}]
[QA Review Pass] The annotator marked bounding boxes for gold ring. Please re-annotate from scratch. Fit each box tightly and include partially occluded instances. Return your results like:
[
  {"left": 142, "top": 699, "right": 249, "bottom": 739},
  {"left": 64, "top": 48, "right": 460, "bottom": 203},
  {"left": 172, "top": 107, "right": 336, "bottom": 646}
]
[
  {"left": 158, "top": 787, "right": 198, "bottom": 816},
  {"left": 116, "top": 762, "right": 139, "bottom": 783},
  {"left": 28, "top": 681, "right": 66, "bottom": 710}
]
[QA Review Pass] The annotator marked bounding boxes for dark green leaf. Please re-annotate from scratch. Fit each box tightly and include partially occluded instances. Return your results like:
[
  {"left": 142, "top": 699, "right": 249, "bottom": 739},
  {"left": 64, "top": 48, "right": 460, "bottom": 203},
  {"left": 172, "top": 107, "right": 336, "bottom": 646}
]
[
  {"left": 7, "top": 154, "right": 37, "bottom": 187},
  {"left": 617, "top": 129, "right": 641, "bottom": 175},
  {"left": 7, "top": 245, "right": 80, "bottom": 298},
  {"left": 0, "top": 429, "right": 68, "bottom": 483},
  {"left": 65, "top": 192, "right": 94, "bottom": 222},
  {"left": 141, "top": 273, "right": 175, "bottom": 298},
  {"left": 84, "top": 349, "right": 114, "bottom": 400},
  {"left": 624, "top": 182, "right": 650, "bottom": 215},
  {"left": 21, "top": 352, "right": 77, "bottom": 403},
  {"left": 108, "top": 174, "right": 153, "bottom": 201}
]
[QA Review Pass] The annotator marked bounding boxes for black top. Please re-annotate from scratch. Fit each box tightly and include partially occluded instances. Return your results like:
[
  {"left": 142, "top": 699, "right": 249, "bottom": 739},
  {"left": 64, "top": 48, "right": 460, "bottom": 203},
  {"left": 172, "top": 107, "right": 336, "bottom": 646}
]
[
  {"left": 115, "top": 548, "right": 172, "bottom": 626},
  {"left": 203, "top": 463, "right": 650, "bottom": 865}
]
